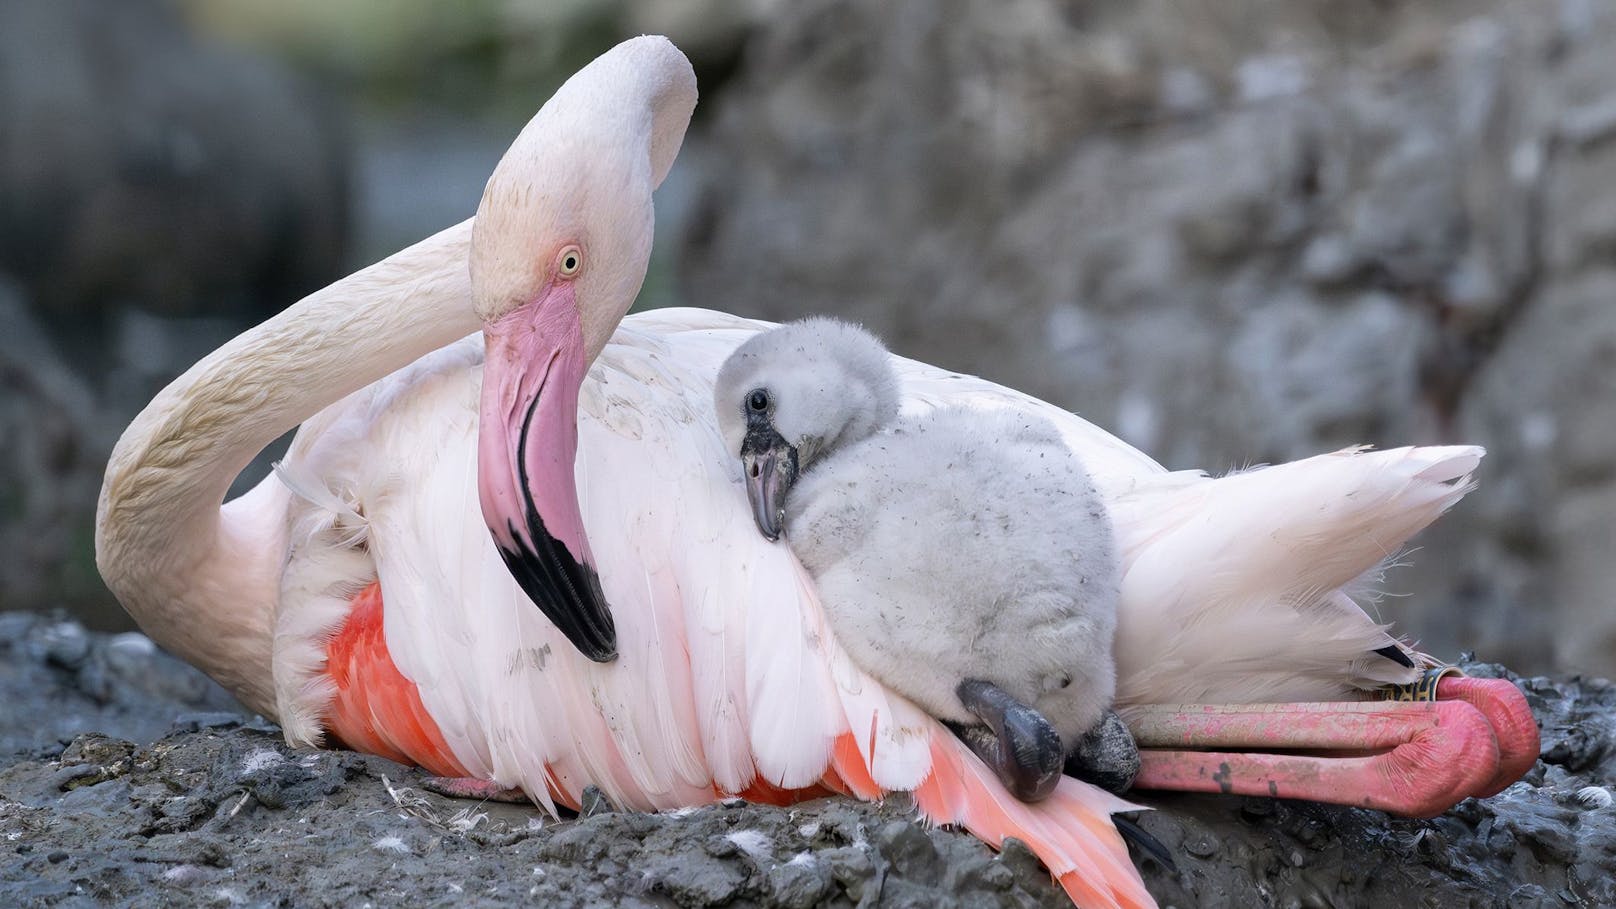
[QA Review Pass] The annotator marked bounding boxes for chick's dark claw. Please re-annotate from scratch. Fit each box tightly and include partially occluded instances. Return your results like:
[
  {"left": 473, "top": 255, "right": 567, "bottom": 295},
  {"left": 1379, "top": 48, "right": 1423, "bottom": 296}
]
[
  {"left": 955, "top": 678, "right": 1066, "bottom": 803},
  {"left": 1064, "top": 708, "right": 1141, "bottom": 795}
]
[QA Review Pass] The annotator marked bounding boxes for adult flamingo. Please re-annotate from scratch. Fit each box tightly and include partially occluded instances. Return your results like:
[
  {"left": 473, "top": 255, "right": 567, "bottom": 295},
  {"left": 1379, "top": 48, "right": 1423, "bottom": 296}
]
[{"left": 96, "top": 37, "right": 1533, "bottom": 909}]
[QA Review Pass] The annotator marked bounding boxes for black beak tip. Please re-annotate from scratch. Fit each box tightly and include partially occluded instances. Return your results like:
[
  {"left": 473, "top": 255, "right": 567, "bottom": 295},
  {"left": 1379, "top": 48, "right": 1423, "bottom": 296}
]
[
  {"left": 568, "top": 600, "right": 619, "bottom": 663},
  {"left": 557, "top": 613, "right": 619, "bottom": 664},
  {"left": 495, "top": 526, "right": 620, "bottom": 664},
  {"left": 550, "top": 607, "right": 620, "bottom": 664}
]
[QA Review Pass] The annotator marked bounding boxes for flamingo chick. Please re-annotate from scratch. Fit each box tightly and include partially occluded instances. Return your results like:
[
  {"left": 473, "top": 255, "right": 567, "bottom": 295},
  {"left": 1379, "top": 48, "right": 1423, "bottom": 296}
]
[{"left": 716, "top": 317, "right": 1139, "bottom": 801}]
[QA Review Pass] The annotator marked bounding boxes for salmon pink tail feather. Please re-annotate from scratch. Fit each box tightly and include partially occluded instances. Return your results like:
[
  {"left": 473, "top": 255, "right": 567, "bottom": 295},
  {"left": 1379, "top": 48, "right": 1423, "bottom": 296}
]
[
  {"left": 912, "top": 738, "right": 1157, "bottom": 909},
  {"left": 323, "top": 583, "right": 469, "bottom": 779}
]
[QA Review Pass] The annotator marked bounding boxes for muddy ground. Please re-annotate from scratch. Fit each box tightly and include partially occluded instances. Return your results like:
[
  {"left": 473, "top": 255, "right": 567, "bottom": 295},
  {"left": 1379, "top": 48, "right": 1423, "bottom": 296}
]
[{"left": 2, "top": 612, "right": 1612, "bottom": 908}]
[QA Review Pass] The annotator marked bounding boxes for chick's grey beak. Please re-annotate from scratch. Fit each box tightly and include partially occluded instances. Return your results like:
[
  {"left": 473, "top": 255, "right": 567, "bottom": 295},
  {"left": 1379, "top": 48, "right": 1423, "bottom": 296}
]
[{"left": 741, "top": 433, "right": 797, "bottom": 542}]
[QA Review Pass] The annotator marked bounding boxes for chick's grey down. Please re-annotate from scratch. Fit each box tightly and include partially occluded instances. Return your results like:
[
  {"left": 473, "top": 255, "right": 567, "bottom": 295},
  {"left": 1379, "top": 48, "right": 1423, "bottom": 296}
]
[{"left": 714, "top": 317, "right": 1125, "bottom": 774}]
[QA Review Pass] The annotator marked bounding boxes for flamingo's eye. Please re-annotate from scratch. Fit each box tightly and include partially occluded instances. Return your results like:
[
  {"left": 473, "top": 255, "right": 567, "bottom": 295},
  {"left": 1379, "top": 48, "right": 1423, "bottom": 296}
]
[
  {"left": 558, "top": 246, "right": 583, "bottom": 278},
  {"left": 747, "top": 389, "right": 770, "bottom": 413}
]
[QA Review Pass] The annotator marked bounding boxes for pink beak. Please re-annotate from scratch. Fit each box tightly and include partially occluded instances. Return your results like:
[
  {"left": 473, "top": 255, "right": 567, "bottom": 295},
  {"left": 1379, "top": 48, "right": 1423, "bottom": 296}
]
[{"left": 478, "top": 282, "right": 616, "bottom": 661}]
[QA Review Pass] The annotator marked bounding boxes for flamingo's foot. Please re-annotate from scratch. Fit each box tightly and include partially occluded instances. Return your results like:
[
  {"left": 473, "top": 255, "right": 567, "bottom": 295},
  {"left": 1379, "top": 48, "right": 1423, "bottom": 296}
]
[
  {"left": 421, "top": 776, "right": 532, "bottom": 804},
  {"left": 1064, "top": 709, "right": 1140, "bottom": 794},
  {"left": 954, "top": 679, "right": 1065, "bottom": 803},
  {"left": 1435, "top": 676, "right": 1540, "bottom": 797},
  {"left": 1381, "top": 667, "right": 1541, "bottom": 798}
]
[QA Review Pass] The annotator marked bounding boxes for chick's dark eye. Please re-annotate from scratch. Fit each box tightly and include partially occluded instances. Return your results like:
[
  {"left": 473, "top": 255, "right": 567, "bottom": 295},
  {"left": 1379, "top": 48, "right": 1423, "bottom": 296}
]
[{"left": 747, "top": 389, "right": 769, "bottom": 413}]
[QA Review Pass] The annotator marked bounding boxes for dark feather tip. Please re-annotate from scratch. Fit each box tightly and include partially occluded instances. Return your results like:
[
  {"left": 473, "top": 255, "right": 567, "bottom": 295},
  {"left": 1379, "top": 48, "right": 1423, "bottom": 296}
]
[
  {"left": 1113, "top": 814, "right": 1177, "bottom": 872},
  {"left": 1373, "top": 644, "right": 1417, "bottom": 669}
]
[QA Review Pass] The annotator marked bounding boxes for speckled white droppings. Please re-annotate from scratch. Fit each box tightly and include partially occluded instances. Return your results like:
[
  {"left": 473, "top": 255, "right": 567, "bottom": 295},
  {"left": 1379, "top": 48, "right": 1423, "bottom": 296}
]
[
  {"left": 726, "top": 829, "right": 774, "bottom": 862},
  {"left": 372, "top": 836, "right": 411, "bottom": 854},
  {"left": 238, "top": 749, "right": 283, "bottom": 774},
  {"left": 162, "top": 864, "right": 202, "bottom": 884}
]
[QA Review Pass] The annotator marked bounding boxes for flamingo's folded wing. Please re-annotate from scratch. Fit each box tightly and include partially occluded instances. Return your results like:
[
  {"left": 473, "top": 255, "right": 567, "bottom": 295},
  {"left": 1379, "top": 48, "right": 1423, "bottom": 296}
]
[{"left": 1108, "top": 446, "right": 1482, "bottom": 706}]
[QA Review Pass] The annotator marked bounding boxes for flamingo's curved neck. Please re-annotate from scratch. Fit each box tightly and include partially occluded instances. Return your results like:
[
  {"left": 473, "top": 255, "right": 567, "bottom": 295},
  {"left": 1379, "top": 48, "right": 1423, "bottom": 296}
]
[{"left": 95, "top": 219, "right": 479, "bottom": 715}]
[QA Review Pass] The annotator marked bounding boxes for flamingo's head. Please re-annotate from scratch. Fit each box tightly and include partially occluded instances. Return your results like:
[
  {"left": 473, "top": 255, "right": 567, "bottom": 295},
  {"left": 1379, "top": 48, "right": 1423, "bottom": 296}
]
[
  {"left": 472, "top": 36, "right": 696, "bottom": 662},
  {"left": 715, "top": 318, "right": 900, "bottom": 541}
]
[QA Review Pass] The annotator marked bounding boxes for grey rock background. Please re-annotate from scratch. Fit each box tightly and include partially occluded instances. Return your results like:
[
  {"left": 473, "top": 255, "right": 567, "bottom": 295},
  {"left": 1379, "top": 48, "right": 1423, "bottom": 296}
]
[
  {"left": 0, "top": 0, "right": 348, "bottom": 324},
  {"left": 0, "top": 286, "right": 107, "bottom": 619},
  {"left": 1, "top": 0, "right": 1613, "bottom": 675},
  {"left": 678, "top": 0, "right": 1616, "bottom": 675},
  {"left": 0, "top": 0, "right": 348, "bottom": 627}
]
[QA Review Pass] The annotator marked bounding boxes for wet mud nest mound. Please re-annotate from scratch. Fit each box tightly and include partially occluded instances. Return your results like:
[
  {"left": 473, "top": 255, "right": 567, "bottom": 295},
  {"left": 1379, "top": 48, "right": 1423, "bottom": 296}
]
[{"left": 2, "top": 612, "right": 1613, "bottom": 907}]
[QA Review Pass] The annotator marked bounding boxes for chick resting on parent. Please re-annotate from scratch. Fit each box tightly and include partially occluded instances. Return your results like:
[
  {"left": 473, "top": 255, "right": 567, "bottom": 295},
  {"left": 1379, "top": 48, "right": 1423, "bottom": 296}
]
[{"left": 715, "top": 317, "right": 1135, "bottom": 801}]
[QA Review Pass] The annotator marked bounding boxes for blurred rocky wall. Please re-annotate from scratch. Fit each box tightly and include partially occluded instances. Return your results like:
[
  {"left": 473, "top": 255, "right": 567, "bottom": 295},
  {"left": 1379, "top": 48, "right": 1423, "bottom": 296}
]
[
  {"left": 681, "top": 0, "right": 1616, "bottom": 674},
  {"left": 0, "top": 0, "right": 349, "bottom": 626}
]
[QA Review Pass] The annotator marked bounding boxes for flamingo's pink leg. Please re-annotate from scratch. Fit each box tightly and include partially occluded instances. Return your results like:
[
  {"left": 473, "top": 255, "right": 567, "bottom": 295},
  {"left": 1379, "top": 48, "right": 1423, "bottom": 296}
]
[
  {"left": 1435, "top": 676, "right": 1540, "bottom": 797},
  {"left": 420, "top": 777, "right": 533, "bottom": 803},
  {"left": 1125, "top": 700, "right": 1502, "bottom": 818}
]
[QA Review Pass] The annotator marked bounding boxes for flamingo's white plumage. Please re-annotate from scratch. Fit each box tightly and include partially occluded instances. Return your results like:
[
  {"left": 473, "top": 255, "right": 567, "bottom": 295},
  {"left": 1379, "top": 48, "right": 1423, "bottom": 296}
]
[{"left": 94, "top": 36, "right": 1516, "bottom": 909}]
